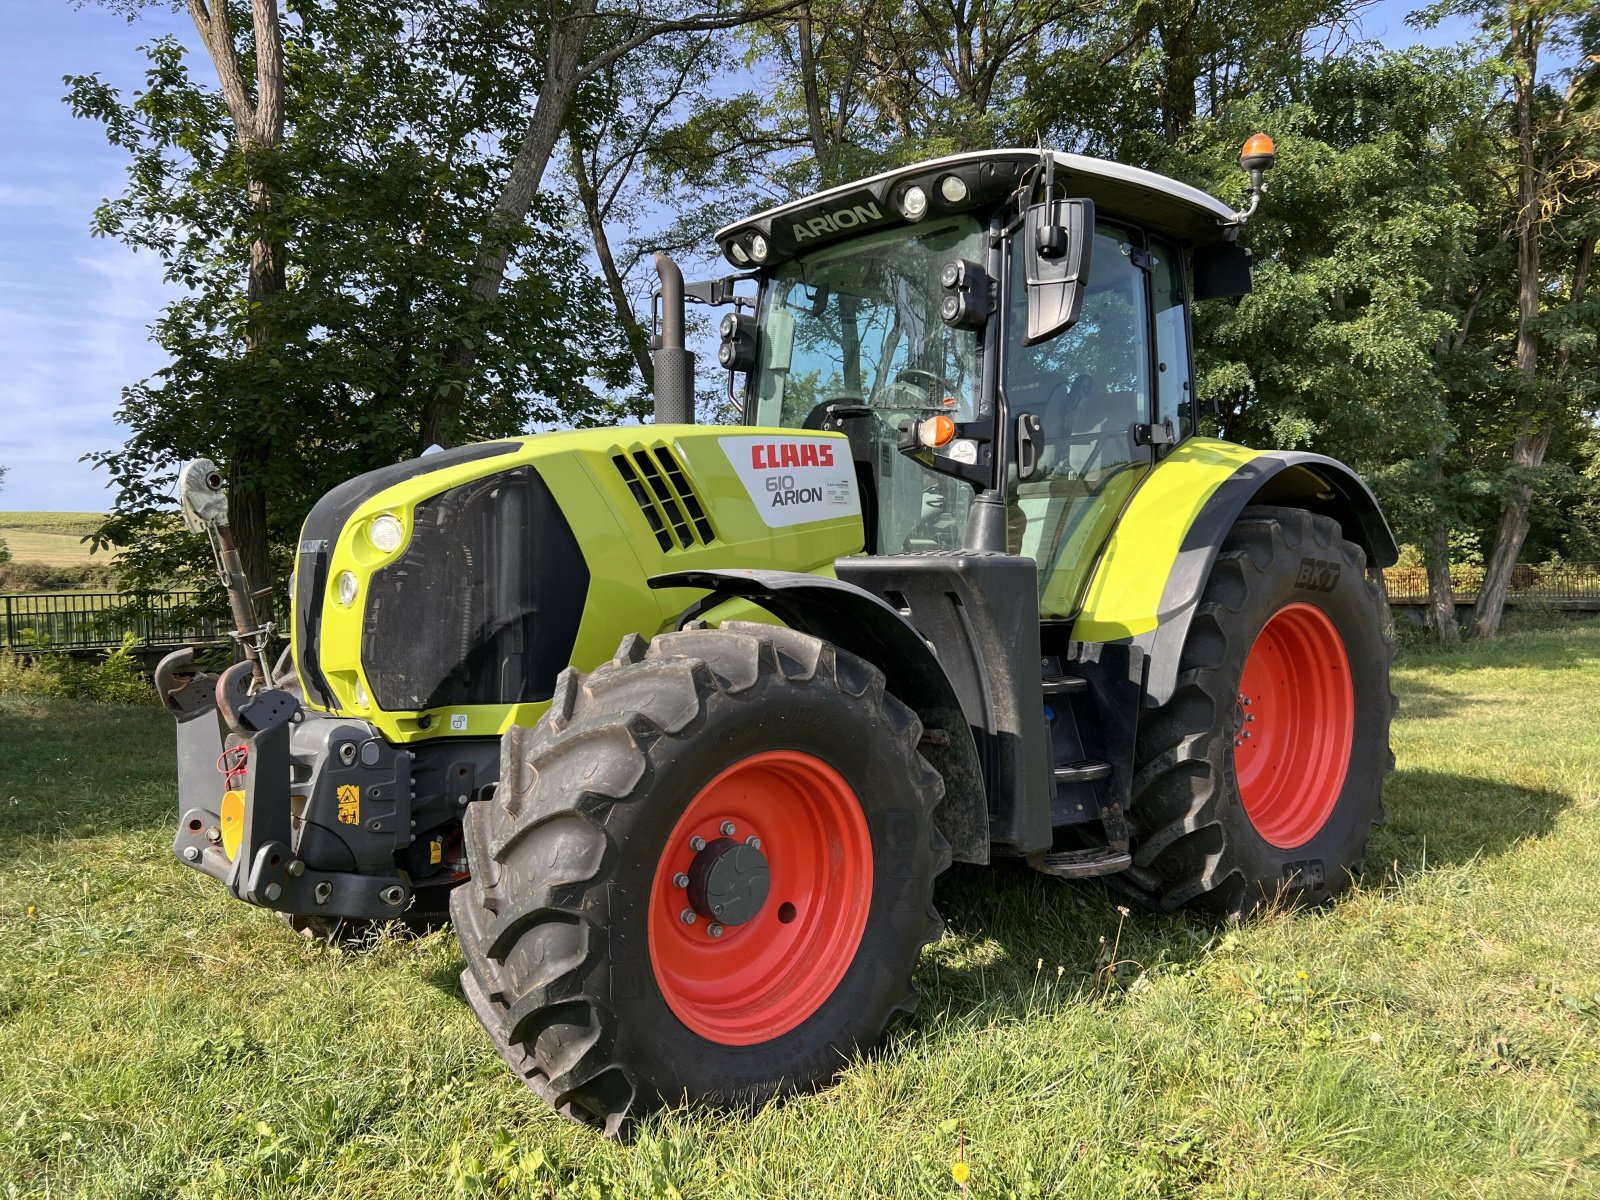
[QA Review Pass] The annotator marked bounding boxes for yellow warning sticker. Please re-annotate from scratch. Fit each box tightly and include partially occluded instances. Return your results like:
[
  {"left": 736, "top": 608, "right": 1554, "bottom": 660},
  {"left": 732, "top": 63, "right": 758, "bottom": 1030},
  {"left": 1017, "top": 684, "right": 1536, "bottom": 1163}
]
[
  {"left": 429, "top": 839, "right": 442, "bottom": 865},
  {"left": 336, "top": 783, "right": 360, "bottom": 825}
]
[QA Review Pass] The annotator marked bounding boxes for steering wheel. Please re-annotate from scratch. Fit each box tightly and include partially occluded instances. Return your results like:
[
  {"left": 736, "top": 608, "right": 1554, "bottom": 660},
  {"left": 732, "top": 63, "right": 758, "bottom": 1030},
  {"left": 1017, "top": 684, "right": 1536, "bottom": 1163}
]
[
  {"left": 801, "top": 397, "right": 869, "bottom": 431},
  {"left": 890, "top": 369, "right": 955, "bottom": 405}
]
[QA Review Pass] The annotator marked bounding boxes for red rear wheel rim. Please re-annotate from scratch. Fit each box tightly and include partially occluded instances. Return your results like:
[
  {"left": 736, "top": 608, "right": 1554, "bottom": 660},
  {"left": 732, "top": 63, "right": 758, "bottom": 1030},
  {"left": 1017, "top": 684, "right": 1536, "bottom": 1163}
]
[
  {"left": 647, "top": 750, "right": 873, "bottom": 1045},
  {"left": 1234, "top": 603, "right": 1355, "bottom": 849}
]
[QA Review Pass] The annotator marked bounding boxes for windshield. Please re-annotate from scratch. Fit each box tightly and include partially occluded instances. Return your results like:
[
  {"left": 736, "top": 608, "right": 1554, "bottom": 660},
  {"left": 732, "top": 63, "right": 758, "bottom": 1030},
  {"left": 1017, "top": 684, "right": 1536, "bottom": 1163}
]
[{"left": 750, "top": 216, "right": 986, "bottom": 427}]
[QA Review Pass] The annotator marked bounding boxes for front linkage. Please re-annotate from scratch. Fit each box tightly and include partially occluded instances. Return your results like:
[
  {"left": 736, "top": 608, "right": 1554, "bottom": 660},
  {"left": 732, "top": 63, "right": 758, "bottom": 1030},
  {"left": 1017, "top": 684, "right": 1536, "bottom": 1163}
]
[
  {"left": 157, "top": 458, "right": 474, "bottom": 926},
  {"left": 158, "top": 651, "right": 422, "bottom": 920}
]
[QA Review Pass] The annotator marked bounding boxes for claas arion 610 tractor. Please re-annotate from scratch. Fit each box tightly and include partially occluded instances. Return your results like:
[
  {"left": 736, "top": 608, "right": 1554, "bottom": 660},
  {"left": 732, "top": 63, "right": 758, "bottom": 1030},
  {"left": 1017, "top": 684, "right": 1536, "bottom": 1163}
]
[{"left": 157, "top": 138, "right": 1395, "bottom": 1135}]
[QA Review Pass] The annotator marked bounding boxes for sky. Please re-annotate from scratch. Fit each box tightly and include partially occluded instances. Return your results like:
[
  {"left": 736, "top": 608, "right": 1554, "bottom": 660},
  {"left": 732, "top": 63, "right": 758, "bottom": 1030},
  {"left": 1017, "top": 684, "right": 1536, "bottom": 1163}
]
[{"left": 0, "top": 0, "right": 1491, "bottom": 512}]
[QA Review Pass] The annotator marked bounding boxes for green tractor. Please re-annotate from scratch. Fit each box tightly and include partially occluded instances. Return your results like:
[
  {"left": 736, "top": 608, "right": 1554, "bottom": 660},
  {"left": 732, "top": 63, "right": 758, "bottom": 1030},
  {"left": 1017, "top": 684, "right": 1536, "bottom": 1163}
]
[{"left": 158, "top": 137, "right": 1395, "bottom": 1135}]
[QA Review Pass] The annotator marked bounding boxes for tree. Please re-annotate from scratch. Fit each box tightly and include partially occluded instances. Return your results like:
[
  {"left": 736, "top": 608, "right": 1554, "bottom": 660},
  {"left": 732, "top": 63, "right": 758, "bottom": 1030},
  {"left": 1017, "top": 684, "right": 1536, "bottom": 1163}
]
[
  {"left": 73, "top": 2, "right": 631, "bottom": 593},
  {"left": 1438, "top": 0, "right": 1600, "bottom": 636},
  {"left": 419, "top": 0, "right": 811, "bottom": 450}
]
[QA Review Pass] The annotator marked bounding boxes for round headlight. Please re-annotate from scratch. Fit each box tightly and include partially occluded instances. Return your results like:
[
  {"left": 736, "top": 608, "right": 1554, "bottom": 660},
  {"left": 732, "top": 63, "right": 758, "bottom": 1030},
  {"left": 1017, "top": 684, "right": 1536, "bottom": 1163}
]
[
  {"left": 728, "top": 241, "right": 750, "bottom": 265},
  {"left": 748, "top": 233, "right": 770, "bottom": 263},
  {"left": 899, "top": 185, "right": 929, "bottom": 220},
  {"left": 938, "top": 174, "right": 969, "bottom": 204},
  {"left": 719, "top": 312, "right": 739, "bottom": 339},
  {"left": 369, "top": 513, "right": 403, "bottom": 553},
  {"left": 336, "top": 570, "right": 359, "bottom": 607}
]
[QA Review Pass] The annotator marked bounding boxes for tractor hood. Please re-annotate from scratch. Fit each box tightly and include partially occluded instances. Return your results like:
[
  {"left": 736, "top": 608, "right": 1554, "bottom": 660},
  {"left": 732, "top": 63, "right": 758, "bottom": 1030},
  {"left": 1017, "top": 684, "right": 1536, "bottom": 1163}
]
[{"left": 290, "top": 427, "right": 864, "bottom": 743}]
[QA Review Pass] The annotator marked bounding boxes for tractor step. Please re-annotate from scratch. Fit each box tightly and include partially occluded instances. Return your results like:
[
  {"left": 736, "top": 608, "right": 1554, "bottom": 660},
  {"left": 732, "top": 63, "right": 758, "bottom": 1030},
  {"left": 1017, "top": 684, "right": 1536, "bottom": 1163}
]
[
  {"left": 1053, "top": 760, "right": 1111, "bottom": 785},
  {"left": 1042, "top": 675, "right": 1088, "bottom": 696},
  {"left": 1029, "top": 847, "right": 1134, "bottom": 879}
]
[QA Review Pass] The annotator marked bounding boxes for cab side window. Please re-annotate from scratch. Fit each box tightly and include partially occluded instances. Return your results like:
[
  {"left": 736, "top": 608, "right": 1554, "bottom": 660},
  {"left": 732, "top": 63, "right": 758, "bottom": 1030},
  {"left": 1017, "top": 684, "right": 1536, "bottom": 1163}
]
[{"left": 1150, "top": 237, "right": 1193, "bottom": 440}]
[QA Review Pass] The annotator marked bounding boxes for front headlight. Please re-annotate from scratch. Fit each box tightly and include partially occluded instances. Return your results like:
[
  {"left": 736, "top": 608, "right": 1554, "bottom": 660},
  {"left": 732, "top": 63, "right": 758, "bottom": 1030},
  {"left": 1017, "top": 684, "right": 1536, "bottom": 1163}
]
[
  {"left": 336, "top": 570, "right": 359, "bottom": 607},
  {"left": 369, "top": 513, "right": 404, "bottom": 553}
]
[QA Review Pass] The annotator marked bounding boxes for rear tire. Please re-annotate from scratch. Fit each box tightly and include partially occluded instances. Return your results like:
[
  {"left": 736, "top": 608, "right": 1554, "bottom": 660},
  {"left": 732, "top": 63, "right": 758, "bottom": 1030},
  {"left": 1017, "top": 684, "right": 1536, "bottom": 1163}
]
[
  {"left": 1124, "top": 506, "right": 1395, "bottom": 917},
  {"left": 451, "top": 622, "right": 949, "bottom": 1135}
]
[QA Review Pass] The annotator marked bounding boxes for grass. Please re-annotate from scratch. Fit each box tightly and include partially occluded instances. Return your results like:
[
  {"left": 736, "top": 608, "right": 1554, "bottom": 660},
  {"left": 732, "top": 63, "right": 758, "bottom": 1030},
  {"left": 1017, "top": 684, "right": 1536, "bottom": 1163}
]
[
  {"left": 3, "top": 623, "right": 1599, "bottom": 1198},
  {"left": 0, "top": 512, "right": 108, "bottom": 567}
]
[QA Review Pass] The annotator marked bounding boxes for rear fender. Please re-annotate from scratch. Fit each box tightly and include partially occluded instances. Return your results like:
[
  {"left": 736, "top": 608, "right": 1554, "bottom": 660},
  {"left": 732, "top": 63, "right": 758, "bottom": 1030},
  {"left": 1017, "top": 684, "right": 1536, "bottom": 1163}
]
[
  {"left": 1071, "top": 439, "right": 1397, "bottom": 707},
  {"left": 650, "top": 568, "right": 991, "bottom": 863}
]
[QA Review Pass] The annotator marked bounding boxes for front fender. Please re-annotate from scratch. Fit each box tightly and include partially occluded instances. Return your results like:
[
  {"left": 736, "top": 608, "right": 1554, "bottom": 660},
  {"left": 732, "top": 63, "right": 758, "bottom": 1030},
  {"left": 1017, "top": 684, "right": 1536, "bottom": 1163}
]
[
  {"left": 1072, "top": 438, "right": 1396, "bottom": 707},
  {"left": 650, "top": 567, "right": 989, "bottom": 863}
]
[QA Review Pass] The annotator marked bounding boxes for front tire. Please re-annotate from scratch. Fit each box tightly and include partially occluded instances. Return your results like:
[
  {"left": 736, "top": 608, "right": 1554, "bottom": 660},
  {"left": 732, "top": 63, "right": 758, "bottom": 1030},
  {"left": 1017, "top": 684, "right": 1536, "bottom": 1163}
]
[
  {"left": 1126, "top": 506, "right": 1395, "bottom": 917},
  {"left": 451, "top": 622, "right": 949, "bottom": 1135}
]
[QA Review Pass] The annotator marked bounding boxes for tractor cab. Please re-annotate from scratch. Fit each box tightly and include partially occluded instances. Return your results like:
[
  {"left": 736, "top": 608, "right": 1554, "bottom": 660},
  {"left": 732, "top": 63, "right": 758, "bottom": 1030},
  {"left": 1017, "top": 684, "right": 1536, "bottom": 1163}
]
[{"left": 709, "top": 149, "right": 1253, "bottom": 618}]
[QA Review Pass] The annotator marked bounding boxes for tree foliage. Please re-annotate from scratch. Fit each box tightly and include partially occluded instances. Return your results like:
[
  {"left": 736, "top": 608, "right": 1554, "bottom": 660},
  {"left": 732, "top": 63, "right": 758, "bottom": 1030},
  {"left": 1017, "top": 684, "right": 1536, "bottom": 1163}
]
[
  {"left": 74, "top": 0, "right": 1600, "bottom": 642},
  {"left": 74, "top": 2, "right": 633, "bottom": 591}
]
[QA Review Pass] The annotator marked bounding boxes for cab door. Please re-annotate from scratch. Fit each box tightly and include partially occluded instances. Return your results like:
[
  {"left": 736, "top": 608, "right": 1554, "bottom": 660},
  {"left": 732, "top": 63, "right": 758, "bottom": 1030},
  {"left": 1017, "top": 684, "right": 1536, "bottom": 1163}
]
[{"left": 1005, "top": 221, "right": 1177, "bottom": 619}]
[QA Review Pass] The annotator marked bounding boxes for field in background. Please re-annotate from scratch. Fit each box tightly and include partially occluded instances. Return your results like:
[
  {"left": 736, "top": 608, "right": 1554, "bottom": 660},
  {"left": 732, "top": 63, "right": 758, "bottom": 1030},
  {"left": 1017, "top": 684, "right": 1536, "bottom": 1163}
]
[
  {"left": 0, "top": 512, "right": 109, "bottom": 567},
  {"left": 2, "top": 622, "right": 1598, "bottom": 1198}
]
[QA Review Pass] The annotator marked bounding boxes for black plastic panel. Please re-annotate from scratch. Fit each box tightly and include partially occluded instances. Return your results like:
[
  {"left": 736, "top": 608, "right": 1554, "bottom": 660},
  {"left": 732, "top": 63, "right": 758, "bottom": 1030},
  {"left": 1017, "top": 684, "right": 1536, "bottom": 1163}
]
[
  {"left": 361, "top": 465, "right": 588, "bottom": 712},
  {"left": 836, "top": 552, "right": 1053, "bottom": 854},
  {"left": 294, "top": 441, "right": 521, "bottom": 710}
]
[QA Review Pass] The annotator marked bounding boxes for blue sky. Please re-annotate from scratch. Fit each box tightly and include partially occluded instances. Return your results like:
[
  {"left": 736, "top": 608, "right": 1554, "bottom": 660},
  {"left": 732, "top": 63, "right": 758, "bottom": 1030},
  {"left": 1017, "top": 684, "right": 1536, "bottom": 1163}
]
[{"left": 1, "top": 0, "right": 1484, "bottom": 512}]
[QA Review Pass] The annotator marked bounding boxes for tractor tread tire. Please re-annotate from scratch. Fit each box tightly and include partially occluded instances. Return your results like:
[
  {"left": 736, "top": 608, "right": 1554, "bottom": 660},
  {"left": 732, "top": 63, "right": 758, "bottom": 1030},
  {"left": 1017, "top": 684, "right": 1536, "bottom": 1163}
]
[
  {"left": 1117, "top": 506, "right": 1395, "bottom": 918},
  {"left": 451, "top": 622, "right": 949, "bottom": 1137}
]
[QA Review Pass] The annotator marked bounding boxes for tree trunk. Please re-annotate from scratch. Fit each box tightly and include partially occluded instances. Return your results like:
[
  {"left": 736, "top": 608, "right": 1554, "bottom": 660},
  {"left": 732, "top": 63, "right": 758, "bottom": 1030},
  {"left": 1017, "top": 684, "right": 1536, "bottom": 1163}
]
[
  {"left": 1472, "top": 16, "right": 1543, "bottom": 639},
  {"left": 1424, "top": 444, "right": 1460, "bottom": 644},
  {"left": 420, "top": 0, "right": 599, "bottom": 451},
  {"left": 186, "top": 0, "right": 286, "bottom": 597},
  {"left": 567, "top": 130, "right": 654, "bottom": 391}
]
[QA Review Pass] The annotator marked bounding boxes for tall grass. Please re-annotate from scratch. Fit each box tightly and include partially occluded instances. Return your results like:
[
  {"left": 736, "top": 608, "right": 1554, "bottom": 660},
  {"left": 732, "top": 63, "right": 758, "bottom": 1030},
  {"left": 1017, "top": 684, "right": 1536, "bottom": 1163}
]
[{"left": 2, "top": 622, "right": 1597, "bottom": 1198}]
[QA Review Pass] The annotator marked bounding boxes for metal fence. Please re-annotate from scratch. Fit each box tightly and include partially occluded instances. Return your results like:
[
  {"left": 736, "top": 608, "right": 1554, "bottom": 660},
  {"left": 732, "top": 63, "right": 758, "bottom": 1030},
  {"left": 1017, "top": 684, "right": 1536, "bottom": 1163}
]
[
  {"left": 1, "top": 591, "right": 223, "bottom": 651},
  {"left": 1383, "top": 563, "right": 1600, "bottom": 604}
]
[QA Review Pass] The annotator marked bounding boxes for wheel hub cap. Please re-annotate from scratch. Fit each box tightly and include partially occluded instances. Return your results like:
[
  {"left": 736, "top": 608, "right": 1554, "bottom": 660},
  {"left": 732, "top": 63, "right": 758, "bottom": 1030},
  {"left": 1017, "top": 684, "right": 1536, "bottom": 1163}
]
[{"left": 687, "top": 838, "right": 770, "bottom": 926}]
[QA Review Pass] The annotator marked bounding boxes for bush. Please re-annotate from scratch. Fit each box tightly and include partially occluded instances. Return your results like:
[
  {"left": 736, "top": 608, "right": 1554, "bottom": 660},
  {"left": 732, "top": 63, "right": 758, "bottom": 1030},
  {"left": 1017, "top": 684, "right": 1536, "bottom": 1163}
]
[
  {"left": 0, "top": 560, "right": 118, "bottom": 592},
  {"left": 0, "top": 634, "right": 156, "bottom": 705}
]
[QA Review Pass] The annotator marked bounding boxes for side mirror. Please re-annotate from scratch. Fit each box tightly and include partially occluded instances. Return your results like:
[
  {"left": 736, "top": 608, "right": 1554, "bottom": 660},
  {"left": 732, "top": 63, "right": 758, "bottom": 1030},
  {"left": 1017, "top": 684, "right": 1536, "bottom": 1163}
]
[
  {"left": 1022, "top": 198, "right": 1094, "bottom": 345},
  {"left": 1193, "top": 243, "right": 1254, "bottom": 301}
]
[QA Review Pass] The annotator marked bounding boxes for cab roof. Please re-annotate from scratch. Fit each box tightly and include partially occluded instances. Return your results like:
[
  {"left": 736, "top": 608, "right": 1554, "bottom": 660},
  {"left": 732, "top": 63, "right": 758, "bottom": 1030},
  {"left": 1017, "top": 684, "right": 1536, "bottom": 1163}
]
[{"left": 714, "top": 148, "right": 1238, "bottom": 268}]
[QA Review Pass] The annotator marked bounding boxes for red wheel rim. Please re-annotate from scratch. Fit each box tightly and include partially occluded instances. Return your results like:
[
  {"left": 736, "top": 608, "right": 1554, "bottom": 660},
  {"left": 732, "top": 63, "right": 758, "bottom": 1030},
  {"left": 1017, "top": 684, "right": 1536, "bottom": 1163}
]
[
  {"left": 647, "top": 750, "right": 873, "bottom": 1045},
  {"left": 1233, "top": 603, "right": 1355, "bottom": 849}
]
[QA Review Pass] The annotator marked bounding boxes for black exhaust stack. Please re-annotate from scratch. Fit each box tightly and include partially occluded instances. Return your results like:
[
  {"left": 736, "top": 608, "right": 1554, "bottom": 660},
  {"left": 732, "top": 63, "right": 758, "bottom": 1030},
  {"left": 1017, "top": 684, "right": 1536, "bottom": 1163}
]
[{"left": 652, "top": 251, "right": 694, "bottom": 424}]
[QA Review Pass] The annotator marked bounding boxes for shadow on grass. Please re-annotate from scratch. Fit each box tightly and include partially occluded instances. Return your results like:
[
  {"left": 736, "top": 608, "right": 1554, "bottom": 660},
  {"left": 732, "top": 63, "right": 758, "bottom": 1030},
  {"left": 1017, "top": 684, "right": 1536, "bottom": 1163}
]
[
  {"left": 1373, "top": 767, "right": 1571, "bottom": 870},
  {"left": 915, "top": 860, "right": 1212, "bottom": 1026},
  {"left": 1389, "top": 678, "right": 1471, "bottom": 721},
  {"left": 913, "top": 763, "right": 1574, "bottom": 1027}
]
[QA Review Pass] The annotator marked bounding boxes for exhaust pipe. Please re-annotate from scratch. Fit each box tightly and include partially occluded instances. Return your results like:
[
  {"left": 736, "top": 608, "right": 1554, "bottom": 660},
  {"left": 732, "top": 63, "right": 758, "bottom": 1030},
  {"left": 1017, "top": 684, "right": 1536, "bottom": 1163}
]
[{"left": 652, "top": 251, "right": 694, "bottom": 424}]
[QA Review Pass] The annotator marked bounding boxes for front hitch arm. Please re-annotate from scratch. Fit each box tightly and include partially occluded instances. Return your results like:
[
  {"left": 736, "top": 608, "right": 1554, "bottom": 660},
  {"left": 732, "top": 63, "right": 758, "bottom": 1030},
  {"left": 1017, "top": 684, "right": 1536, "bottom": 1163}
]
[{"left": 161, "top": 651, "right": 414, "bottom": 920}]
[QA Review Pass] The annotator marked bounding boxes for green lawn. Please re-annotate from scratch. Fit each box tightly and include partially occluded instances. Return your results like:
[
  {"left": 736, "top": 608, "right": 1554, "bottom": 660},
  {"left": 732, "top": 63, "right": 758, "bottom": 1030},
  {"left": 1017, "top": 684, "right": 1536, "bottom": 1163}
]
[{"left": 2, "top": 623, "right": 1598, "bottom": 1198}]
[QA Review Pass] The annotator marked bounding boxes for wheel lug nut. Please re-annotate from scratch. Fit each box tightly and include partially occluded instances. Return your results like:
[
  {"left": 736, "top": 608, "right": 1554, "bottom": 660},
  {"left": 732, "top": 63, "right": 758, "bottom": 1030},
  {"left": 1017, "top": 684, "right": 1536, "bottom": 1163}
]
[
  {"left": 746, "top": 836, "right": 761, "bottom": 850},
  {"left": 708, "top": 923, "right": 724, "bottom": 938},
  {"left": 673, "top": 872, "right": 689, "bottom": 888},
  {"left": 689, "top": 835, "right": 706, "bottom": 851},
  {"left": 720, "top": 821, "right": 736, "bottom": 836},
  {"left": 680, "top": 908, "right": 696, "bottom": 925}
]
